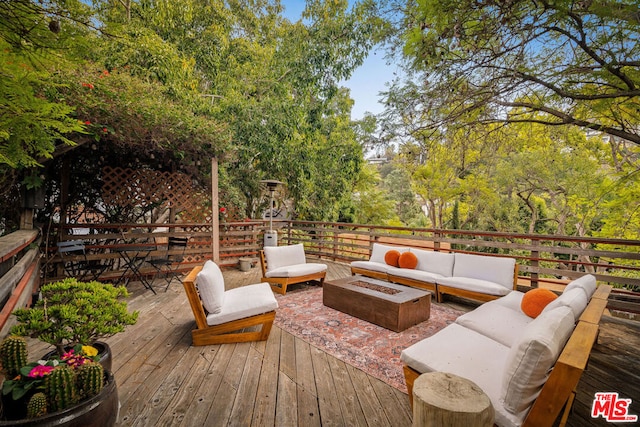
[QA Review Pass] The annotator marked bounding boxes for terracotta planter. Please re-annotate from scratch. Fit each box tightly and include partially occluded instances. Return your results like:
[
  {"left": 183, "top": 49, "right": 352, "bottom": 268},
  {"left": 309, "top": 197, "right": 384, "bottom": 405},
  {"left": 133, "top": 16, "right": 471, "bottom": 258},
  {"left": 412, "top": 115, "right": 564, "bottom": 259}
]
[{"left": 0, "top": 371, "right": 118, "bottom": 426}]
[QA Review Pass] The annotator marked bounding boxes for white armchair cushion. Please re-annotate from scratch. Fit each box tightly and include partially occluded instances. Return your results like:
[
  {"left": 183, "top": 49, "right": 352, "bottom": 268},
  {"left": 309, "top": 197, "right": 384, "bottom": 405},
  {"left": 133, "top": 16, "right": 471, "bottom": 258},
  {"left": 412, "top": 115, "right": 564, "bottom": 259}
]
[
  {"left": 206, "top": 282, "right": 278, "bottom": 326},
  {"left": 501, "top": 306, "right": 575, "bottom": 414},
  {"left": 369, "top": 243, "right": 410, "bottom": 264},
  {"left": 542, "top": 288, "right": 588, "bottom": 321},
  {"left": 564, "top": 274, "right": 597, "bottom": 298},
  {"left": 264, "top": 244, "right": 306, "bottom": 271},
  {"left": 265, "top": 263, "right": 327, "bottom": 278},
  {"left": 409, "top": 248, "right": 455, "bottom": 277},
  {"left": 196, "top": 260, "right": 225, "bottom": 314}
]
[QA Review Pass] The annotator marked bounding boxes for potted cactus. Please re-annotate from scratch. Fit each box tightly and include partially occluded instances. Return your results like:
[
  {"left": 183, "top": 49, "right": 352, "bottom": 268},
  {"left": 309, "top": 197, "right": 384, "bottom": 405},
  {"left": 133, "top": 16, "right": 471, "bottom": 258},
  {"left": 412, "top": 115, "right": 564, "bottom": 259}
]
[{"left": 0, "top": 279, "right": 137, "bottom": 425}]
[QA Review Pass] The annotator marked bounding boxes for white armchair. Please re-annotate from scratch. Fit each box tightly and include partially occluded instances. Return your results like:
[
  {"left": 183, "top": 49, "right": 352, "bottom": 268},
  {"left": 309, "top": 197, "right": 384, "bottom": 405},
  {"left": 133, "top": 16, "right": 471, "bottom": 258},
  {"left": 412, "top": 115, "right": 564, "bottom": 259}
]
[{"left": 260, "top": 244, "right": 327, "bottom": 294}]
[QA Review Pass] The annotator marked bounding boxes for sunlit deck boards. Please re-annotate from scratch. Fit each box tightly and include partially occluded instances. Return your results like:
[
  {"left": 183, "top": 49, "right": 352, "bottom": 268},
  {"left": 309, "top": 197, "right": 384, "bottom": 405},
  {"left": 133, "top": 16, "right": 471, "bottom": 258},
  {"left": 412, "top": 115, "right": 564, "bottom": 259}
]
[{"left": 23, "top": 259, "right": 640, "bottom": 426}]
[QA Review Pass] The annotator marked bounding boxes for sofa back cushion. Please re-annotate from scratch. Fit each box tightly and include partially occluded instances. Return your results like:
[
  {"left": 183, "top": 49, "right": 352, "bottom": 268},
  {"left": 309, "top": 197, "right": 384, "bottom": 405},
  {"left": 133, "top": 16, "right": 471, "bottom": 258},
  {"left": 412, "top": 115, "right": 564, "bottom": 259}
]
[
  {"left": 501, "top": 306, "right": 575, "bottom": 414},
  {"left": 564, "top": 274, "right": 597, "bottom": 299},
  {"left": 264, "top": 244, "right": 306, "bottom": 271},
  {"left": 370, "top": 243, "right": 409, "bottom": 264},
  {"left": 410, "top": 248, "right": 454, "bottom": 277},
  {"left": 196, "top": 260, "right": 226, "bottom": 314},
  {"left": 453, "top": 253, "right": 516, "bottom": 289},
  {"left": 541, "top": 288, "right": 588, "bottom": 321}
]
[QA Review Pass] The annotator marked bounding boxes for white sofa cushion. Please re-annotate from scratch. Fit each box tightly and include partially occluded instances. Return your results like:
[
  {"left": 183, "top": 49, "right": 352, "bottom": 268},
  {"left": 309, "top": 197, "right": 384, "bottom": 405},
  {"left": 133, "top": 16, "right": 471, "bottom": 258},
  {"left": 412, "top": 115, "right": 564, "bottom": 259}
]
[
  {"left": 492, "top": 291, "right": 525, "bottom": 311},
  {"left": 410, "top": 248, "right": 455, "bottom": 277},
  {"left": 206, "top": 282, "right": 278, "bottom": 326},
  {"left": 265, "top": 262, "right": 327, "bottom": 278},
  {"left": 541, "top": 288, "right": 588, "bottom": 321},
  {"left": 196, "top": 260, "right": 225, "bottom": 314},
  {"left": 564, "top": 274, "right": 597, "bottom": 298},
  {"left": 435, "top": 276, "right": 513, "bottom": 297},
  {"left": 350, "top": 260, "right": 391, "bottom": 274},
  {"left": 455, "top": 303, "right": 533, "bottom": 347},
  {"left": 264, "top": 244, "right": 306, "bottom": 271},
  {"left": 452, "top": 253, "right": 516, "bottom": 289},
  {"left": 501, "top": 306, "right": 575, "bottom": 414},
  {"left": 369, "top": 243, "right": 410, "bottom": 264},
  {"left": 387, "top": 267, "right": 444, "bottom": 284}
]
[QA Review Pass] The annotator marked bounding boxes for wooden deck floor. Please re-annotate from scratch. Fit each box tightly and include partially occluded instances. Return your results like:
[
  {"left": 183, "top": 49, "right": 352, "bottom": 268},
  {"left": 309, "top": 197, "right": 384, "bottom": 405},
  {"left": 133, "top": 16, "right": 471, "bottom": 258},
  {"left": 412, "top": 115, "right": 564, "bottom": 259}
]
[{"left": 26, "top": 259, "right": 640, "bottom": 426}]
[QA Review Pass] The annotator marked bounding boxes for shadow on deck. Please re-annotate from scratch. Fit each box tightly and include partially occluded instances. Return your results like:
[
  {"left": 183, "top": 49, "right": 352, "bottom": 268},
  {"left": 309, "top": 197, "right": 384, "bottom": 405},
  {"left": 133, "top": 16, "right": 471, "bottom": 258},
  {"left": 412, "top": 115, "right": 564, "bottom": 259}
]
[{"left": 25, "top": 259, "right": 640, "bottom": 426}]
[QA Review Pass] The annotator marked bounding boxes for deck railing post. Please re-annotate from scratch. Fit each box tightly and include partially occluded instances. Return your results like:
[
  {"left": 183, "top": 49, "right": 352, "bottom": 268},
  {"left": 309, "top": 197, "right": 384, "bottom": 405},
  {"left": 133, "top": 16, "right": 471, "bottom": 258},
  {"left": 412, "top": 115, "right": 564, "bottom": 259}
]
[{"left": 530, "top": 237, "right": 540, "bottom": 288}]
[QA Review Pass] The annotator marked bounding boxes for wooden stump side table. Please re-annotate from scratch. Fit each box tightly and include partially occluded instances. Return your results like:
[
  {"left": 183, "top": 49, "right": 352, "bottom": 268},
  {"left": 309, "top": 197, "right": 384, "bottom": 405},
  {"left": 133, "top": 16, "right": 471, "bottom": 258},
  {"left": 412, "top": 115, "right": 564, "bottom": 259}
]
[{"left": 412, "top": 372, "right": 494, "bottom": 427}]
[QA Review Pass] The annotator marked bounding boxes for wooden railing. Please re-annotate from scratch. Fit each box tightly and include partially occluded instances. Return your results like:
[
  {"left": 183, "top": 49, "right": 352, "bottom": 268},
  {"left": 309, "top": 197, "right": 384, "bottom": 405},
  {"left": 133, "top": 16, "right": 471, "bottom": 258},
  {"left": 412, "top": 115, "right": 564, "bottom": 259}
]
[
  {"left": 0, "top": 230, "right": 41, "bottom": 335},
  {"left": 2, "top": 220, "right": 637, "bottom": 326}
]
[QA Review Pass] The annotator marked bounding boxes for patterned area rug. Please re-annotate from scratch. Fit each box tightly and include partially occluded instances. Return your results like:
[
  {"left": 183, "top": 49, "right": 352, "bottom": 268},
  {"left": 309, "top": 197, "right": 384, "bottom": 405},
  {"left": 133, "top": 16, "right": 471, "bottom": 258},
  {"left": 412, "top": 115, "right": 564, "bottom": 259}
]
[{"left": 274, "top": 285, "right": 464, "bottom": 393}]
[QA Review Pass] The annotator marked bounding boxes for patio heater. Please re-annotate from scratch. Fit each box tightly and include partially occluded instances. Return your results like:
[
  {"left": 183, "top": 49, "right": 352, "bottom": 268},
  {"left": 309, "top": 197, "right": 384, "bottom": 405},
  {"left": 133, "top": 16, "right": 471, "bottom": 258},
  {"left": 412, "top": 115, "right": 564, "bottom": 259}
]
[{"left": 260, "top": 179, "right": 283, "bottom": 247}]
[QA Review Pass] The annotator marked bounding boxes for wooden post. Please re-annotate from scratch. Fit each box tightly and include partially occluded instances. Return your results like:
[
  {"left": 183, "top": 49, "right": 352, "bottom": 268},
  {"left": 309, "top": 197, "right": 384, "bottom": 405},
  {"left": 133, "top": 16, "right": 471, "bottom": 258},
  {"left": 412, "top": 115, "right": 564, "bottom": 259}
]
[
  {"left": 211, "top": 158, "right": 220, "bottom": 263},
  {"left": 412, "top": 372, "right": 494, "bottom": 427}
]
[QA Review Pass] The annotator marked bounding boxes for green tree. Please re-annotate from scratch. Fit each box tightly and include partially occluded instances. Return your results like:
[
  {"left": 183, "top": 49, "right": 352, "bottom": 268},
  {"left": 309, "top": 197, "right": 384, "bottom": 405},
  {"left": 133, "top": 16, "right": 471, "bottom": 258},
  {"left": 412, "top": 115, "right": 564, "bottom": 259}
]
[{"left": 392, "top": 0, "right": 640, "bottom": 145}]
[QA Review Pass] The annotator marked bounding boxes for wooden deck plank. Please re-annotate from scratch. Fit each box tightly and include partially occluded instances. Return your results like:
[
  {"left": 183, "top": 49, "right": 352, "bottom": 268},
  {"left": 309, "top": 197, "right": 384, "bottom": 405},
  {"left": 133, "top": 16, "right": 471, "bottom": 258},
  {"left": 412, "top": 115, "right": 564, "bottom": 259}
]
[
  {"left": 310, "top": 345, "right": 345, "bottom": 427},
  {"left": 180, "top": 343, "right": 235, "bottom": 427},
  {"left": 295, "top": 338, "right": 321, "bottom": 427},
  {"left": 327, "top": 356, "right": 369, "bottom": 427},
  {"left": 275, "top": 368, "right": 298, "bottom": 426},
  {"left": 368, "top": 376, "right": 412, "bottom": 427},
  {"left": 346, "top": 363, "right": 393, "bottom": 427},
  {"left": 229, "top": 346, "right": 267, "bottom": 425},
  {"left": 251, "top": 327, "right": 281, "bottom": 427}
]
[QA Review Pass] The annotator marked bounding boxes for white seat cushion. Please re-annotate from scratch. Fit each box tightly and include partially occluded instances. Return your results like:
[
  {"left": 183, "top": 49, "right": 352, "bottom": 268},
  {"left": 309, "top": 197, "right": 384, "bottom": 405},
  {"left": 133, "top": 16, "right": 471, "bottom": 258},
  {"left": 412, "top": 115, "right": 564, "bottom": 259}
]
[
  {"left": 455, "top": 303, "right": 533, "bottom": 347},
  {"left": 401, "top": 324, "right": 518, "bottom": 425},
  {"left": 388, "top": 267, "right": 443, "bottom": 284},
  {"left": 564, "top": 274, "right": 597, "bottom": 298},
  {"left": 501, "top": 306, "right": 575, "bottom": 414},
  {"left": 206, "top": 282, "right": 278, "bottom": 326},
  {"left": 436, "top": 276, "right": 513, "bottom": 297},
  {"left": 265, "top": 263, "right": 327, "bottom": 278},
  {"left": 350, "top": 260, "right": 391, "bottom": 274},
  {"left": 196, "top": 260, "right": 225, "bottom": 314},
  {"left": 264, "top": 244, "right": 306, "bottom": 271}
]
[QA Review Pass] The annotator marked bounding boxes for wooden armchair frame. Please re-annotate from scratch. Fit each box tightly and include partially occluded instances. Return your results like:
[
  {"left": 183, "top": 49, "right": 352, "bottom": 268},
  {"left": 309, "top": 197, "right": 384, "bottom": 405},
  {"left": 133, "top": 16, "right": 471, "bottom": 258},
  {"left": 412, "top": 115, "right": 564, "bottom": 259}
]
[
  {"left": 182, "top": 266, "right": 275, "bottom": 346},
  {"left": 259, "top": 250, "right": 326, "bottom": 295}
]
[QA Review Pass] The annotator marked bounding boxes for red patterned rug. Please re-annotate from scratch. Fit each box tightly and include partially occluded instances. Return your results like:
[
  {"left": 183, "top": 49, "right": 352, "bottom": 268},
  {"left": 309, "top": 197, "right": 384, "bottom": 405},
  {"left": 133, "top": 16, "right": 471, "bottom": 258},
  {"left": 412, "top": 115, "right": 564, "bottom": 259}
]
[{"left": 274, "top": 285, "right": 464, "bottom": 393}]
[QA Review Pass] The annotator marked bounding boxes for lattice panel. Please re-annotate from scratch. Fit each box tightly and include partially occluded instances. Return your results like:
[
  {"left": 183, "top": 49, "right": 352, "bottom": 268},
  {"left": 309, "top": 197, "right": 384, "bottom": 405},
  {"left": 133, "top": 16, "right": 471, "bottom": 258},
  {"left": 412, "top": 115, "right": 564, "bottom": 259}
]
[{"left": 101, "top": 167, "right": 210, "bottom": 215}]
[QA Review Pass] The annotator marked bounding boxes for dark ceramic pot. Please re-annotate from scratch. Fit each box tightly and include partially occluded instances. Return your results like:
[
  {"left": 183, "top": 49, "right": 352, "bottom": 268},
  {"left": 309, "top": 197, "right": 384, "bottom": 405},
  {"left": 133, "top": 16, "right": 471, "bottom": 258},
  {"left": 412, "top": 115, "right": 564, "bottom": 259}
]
[{"left": 0, "top": 371, "right": 118, "bottom": 426}]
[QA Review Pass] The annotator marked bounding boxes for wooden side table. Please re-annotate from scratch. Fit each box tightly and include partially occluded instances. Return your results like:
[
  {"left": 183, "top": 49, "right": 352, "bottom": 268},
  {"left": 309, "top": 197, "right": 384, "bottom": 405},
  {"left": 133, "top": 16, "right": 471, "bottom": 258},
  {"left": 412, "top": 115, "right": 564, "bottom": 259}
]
[{"left": 412, "top": 372, "right": 494, "bottom": 427}]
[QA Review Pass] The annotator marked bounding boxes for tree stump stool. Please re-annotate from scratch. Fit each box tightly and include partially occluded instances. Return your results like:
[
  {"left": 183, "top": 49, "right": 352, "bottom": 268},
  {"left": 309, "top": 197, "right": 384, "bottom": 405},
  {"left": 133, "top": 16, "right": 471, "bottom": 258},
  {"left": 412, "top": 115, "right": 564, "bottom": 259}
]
[{"left": 412, "top": 372, "right": 494, "bottom": 427}]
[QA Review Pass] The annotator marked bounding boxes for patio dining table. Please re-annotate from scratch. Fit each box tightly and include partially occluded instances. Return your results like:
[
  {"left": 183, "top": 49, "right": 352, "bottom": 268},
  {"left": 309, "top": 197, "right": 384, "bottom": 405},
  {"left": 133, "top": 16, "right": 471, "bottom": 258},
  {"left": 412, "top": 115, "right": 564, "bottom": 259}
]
[{"left": 114, "top": 245, "right": 156, "bottom": 294}]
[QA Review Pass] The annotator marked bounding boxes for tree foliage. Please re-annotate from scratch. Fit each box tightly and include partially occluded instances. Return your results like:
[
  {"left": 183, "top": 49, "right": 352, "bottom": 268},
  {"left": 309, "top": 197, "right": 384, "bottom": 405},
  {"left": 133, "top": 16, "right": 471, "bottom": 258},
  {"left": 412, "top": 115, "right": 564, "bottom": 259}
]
[{"left": 389, "top": 0, "right": 640, "bottom": 145}]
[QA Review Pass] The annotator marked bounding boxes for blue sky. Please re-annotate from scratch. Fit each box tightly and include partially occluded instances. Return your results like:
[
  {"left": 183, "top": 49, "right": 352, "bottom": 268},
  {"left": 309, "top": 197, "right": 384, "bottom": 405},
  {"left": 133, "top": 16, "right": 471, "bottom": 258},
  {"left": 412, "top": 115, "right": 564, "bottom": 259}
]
[{"left": 280, "top": 0, "right": 396, "bottom": 120}]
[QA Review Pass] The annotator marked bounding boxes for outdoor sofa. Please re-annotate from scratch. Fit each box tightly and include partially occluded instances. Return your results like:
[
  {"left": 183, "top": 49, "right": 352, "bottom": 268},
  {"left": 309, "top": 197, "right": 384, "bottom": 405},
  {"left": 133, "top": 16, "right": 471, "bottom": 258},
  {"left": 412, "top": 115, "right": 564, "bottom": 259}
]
[
  {"left": 401, "top": 274, "right": 612, "bottom": 427},
  {"left": 350, "top": 243, "right": 518, "bottom": 302}
]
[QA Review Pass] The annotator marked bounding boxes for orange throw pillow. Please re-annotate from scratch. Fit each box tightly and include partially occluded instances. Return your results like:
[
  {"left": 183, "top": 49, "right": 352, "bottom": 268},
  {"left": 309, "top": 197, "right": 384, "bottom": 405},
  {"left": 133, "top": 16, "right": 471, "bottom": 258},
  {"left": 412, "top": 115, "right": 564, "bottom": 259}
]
[
  {"left": 384, "top": 250, "right": 401, "bottom": 267},
  {"left": 521, "top": 288, "right": 558, "bottom": 318},
  {"left": 398, "top": 251, "right": 418, "bottom": 269}
]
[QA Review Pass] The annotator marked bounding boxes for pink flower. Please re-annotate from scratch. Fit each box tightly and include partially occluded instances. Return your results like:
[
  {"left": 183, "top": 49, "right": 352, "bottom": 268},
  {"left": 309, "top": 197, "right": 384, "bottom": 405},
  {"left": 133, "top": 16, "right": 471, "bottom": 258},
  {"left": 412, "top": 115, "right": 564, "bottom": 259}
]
[{"left": 28, "top": 365, "right": 54, "bottom": 378}]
